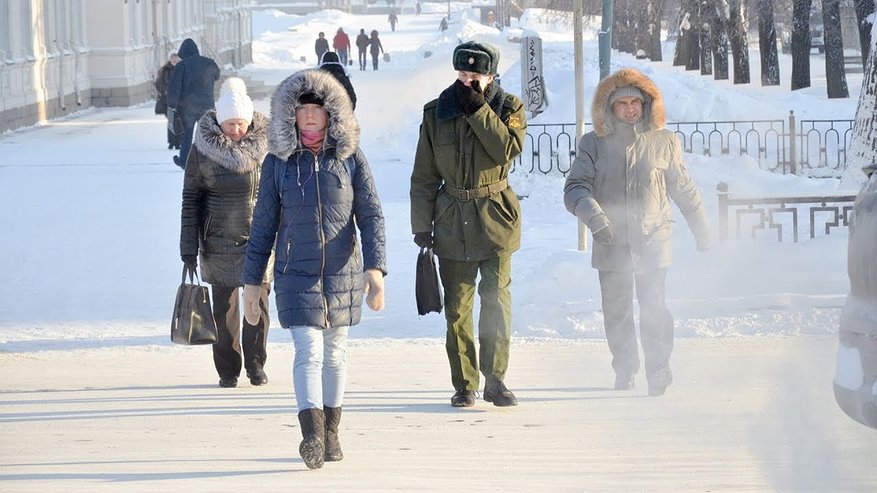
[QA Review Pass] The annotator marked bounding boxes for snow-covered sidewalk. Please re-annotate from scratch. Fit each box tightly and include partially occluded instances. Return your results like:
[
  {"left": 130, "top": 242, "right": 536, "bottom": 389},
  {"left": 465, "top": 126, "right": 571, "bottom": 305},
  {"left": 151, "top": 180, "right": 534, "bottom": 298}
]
[{"left": 1, "top": 336, "right": 874, "bottom": 492}]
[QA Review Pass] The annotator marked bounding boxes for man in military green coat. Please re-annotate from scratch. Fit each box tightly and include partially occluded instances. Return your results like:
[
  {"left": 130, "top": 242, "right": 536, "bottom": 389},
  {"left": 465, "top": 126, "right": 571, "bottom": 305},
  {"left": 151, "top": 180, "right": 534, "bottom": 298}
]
[{"left": 410, "top": 41, "right": 526, "bottom": 408}]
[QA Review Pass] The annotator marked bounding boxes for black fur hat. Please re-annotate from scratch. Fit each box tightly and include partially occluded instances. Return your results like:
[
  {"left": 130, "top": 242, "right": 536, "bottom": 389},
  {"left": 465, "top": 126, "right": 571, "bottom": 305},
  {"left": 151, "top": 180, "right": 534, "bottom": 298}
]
[{"left": 452, "top": 41, "right": 499, "bottom": 75}]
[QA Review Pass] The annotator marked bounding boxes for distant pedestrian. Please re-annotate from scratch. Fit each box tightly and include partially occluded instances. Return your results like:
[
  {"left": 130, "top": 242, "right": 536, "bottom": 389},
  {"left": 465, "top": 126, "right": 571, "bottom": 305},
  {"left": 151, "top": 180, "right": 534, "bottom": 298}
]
[
  {"left": 167, "top": 38, "right": 220, "bottom": 169},
  {"left": 315, "top": 32, "right": 329, "bottom": 63},
  {"left": 416, "top": 1, "right": 421, "bottom": 15},
  {"left": 241, "top": 69, "right": 387, "bottom": 470},
  {"left": 332, "top": 28, "right": 351, "bottom": 66},
  {"left": 388, "top": 10, "right": 398, "bottom": 32},
  {"left": 320, "top": 51, "right": 357, "bottom": 109},
  {"left": 368, "top": 30, "right": 384, "bottom": 70},
  {"left": 355, "top": 28, "right": 369, "bottom": 71},
  {"left": 563, "top": 68, "right": 711, "bottom": 397},
  {"left": 154, "top": 50, "right": 181, "bottom": 150},
  {"left": 180, "top": 77, "right": 272, "bottom": 389},
  {"left": 439, "top": 17, "right": 448, "bottom": 32}
]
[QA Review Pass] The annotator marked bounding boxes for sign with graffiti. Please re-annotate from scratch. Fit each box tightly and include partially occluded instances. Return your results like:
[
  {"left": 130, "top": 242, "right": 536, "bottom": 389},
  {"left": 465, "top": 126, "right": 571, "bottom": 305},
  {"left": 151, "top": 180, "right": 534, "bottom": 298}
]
[{"left": 521, "top": 36, "right": 547, "bottom": 118}]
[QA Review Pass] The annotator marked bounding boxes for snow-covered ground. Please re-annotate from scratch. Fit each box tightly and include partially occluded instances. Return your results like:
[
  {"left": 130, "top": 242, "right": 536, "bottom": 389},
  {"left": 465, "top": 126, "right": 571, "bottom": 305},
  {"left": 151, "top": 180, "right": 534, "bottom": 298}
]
[{"left": 0, "top": 6, "right": 874, "bottom": 491}]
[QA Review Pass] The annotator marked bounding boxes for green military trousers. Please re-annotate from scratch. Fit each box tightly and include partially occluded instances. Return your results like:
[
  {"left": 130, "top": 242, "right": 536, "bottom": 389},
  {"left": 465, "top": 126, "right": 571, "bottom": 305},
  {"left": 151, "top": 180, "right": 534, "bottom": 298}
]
[{"left": 437, "top": 255, "right": 512, "bottom": 392}]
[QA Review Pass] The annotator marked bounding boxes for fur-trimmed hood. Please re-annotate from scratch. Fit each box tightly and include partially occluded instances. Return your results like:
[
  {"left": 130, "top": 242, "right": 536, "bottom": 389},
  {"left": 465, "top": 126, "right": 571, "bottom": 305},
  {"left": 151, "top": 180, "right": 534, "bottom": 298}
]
[
  {"left": 193, "top": 111, "right": 269, "bottom": 173},
  {"left": 591, "top": 67, "right": 666, "bottom": 137},
  {"left": 268, "top": 69, "right": 359, "bottom": 160}
]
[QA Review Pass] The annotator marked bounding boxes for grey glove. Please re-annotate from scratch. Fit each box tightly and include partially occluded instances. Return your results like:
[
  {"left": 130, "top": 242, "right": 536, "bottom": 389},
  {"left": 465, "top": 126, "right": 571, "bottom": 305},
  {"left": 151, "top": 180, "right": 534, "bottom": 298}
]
[
  {"left": 592, "top": 224, "right": 614, "bottom": 245},
  {"left": 696, "top": 236, "right": 712, "bottom": 252}
]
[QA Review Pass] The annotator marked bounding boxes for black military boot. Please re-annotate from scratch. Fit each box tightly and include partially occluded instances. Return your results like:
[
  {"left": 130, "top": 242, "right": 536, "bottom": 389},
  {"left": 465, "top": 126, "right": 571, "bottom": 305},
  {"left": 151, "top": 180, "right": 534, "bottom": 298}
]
[
  {"left": 324, "top": 406, "right": 343, "bottom": 462},
  {"left": 297, "top": 408, "right": 325, "bottom": 469},
  {"left": 483, "top": 377, "right": 518, "bottom": 407}
]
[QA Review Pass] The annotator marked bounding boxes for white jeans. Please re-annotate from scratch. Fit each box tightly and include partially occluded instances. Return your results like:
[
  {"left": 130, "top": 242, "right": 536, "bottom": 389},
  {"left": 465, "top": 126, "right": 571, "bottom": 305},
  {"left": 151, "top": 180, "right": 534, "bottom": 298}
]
[{"left": 290, "top": 325, "right": 349, "bottom": 411}]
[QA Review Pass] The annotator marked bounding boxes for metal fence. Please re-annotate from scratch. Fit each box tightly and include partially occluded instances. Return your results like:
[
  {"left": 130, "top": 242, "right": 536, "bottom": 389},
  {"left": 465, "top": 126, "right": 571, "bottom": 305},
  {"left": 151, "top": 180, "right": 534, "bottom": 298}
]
[{"left": 513, "top": 112, "right": 854, "bottom": 178}]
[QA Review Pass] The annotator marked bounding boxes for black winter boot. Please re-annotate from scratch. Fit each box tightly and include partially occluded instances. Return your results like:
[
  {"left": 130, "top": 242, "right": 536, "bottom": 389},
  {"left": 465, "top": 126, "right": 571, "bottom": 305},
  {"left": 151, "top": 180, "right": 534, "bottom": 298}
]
[
  {"left": 483, "top": 377, "right": 518, "bottom": 407},
  {"left": 324, "top": 406, "right": 343, "bottom": 462},
  {"left": 297, "top": 408, "right": 325, "bottom": 469}
]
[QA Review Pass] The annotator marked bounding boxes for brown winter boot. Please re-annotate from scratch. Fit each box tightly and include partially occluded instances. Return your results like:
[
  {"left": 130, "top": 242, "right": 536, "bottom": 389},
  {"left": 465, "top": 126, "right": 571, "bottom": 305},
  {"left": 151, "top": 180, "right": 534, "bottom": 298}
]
[
  {"left": 324, "top": 406, "right": 343, "bottom": 462},
  {"left": 297, "top": 408, "right": 325, "bottom": 469}
]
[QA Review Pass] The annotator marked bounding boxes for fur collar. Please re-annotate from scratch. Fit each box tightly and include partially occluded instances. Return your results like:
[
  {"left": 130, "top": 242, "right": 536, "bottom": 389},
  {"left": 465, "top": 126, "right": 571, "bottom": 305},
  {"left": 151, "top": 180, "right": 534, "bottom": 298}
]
[
  {"left": 436, "top": 81, "right": 505, "bottom": 121},
  {"left": 268, "top": 69, "right": 359, "bottom": 160},
  {"left": 591, "top": 67, "right": 666, "bottom": 137},
  {"left": 193, "top": 111, "right": 269, "bottom": 173}
]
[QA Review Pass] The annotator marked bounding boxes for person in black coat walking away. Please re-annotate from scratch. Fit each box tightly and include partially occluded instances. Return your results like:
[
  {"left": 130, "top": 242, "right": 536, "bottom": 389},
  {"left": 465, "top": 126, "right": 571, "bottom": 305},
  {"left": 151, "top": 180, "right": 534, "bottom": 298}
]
[
  {"left": 167, "top": 38, "right": 220, "bottom": 169},
  {"left": 355, "top": 29, "right": 369, "bottom": 71},
  {"left": 180, "top": 77, "right": 272, "bottom": 389},
  {"left": 388, "top": 10, "right": 398, "bottom": 32},
  {"left": 314, "top": 32, "right": 329, "bottom": 64},
  {"left": 154, "top": 50, "right": 181, "bottom": 150},
  {"left": 440, "top": 17, "right": 448, "bottom": 32},
  {"left": 319, "top": 51, "right": 357, "bottom": 110},
  {"left": 241, "top": 69, "right": 387, "bottom": 469},
  {"left": 368, "top": 30, "right": 384, "bottom": 71}
]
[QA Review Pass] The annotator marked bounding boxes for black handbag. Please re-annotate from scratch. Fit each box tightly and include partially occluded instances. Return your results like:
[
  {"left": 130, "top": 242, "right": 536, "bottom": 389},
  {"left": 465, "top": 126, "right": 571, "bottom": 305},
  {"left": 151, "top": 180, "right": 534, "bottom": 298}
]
[
  {"left": 170, "top": 266, "right": 218, "bottom": 345},
  {"left": 415, "top": 247, "right": 443, "bottom": 315}
]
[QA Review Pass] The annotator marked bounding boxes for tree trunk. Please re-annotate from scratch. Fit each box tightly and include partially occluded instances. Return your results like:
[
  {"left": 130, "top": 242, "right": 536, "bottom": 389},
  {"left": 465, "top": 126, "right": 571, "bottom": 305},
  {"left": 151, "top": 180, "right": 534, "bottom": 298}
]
[
  {"left": 791, "top": 0, "right": 812, "bottom": 90},
  {"left": 673, "top": 9, "right": 691, "bottom": 66},
  {"left": 638, "top": 0, "right": 664, "bottom": 61},
  {"left": 823, "top": 0, "right": 849, "bottom": 98},
  {"left": 685, "top": 0, "right": 701, "bottom": 71},
  {"left": 710, "top": 1, "right": 730, "bottom": 80},
  {"left": 613, "top": 0, "right": 636, "bottom": 54},
  {"left": 757, "top": 0, "right": 780, "bottom": 85},
  {"left": 728, "top": 0, "right": 751, "bottom": 84},
  {"left": 854, "top": 0, "right": 875, "bottom": 66},
  {"left": 843, "top": 20, "right": 877, "bottom": 189},
  {"left": 700, "top": 1, "right": 713, "bottom": 76}
]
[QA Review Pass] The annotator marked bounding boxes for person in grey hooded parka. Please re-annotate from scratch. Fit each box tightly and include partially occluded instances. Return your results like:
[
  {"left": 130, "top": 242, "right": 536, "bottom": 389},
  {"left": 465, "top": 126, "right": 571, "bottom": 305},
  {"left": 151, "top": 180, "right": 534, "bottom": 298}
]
[
  {"left": 563, "top": 67, "right": 710, "bottom": 397},
  {"left": 240, "top": 69, "right": 386, "bottom": 470}
]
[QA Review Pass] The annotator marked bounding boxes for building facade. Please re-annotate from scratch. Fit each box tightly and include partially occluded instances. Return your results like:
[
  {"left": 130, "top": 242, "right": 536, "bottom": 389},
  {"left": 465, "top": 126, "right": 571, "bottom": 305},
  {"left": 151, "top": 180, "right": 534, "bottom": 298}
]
[{"left": 0, "top": 0, "right": 252, "bottom": 133}]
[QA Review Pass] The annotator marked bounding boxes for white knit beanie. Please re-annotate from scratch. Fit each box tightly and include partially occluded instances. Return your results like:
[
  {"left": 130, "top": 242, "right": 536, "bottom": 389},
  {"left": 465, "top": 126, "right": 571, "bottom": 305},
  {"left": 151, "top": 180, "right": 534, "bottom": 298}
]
[{"left": 215, "top": 77, "right": 254, "bottom": 124}]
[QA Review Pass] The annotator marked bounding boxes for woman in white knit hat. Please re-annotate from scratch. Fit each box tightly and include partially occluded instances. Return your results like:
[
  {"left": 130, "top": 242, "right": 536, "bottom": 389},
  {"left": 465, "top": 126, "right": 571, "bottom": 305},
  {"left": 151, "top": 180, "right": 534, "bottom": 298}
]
[{"left": 179, "top": 77, "right": 274, "bottom": 389}]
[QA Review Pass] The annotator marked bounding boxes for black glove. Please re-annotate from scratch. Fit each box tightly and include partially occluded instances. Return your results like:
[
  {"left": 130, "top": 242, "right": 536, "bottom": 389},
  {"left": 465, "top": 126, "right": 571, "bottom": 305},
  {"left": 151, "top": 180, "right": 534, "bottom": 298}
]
[
  {"left": 592, "top": 224, "right": 614, "bottom": 245},
  {"left": 454, "top": 79, "right": 485, "bottom": 115},
  {"left": 182, "top": 255, "right": 198, "bottom": 272},
  {"left": 413, "top": 232, "right": 434, "bottom": 248}
]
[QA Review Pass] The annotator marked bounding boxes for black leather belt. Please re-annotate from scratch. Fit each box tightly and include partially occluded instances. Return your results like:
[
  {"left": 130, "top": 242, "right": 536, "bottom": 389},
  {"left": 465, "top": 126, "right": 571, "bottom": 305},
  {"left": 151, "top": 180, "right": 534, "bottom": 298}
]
[{"left": 444, "top": 178, "right": 508, "bottom": 202}]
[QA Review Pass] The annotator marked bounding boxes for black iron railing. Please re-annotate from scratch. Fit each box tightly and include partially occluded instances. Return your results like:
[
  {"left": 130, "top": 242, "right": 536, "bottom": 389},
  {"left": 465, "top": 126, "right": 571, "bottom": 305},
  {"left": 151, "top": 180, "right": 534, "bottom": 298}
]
[{"left": 516, "top": 112, "right": 854, "bottom": 178}]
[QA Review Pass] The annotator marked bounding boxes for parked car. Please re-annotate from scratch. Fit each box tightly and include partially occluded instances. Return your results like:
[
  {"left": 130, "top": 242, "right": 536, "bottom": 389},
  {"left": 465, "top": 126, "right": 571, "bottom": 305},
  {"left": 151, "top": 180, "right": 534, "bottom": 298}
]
[
  {"left": 811, "top": 26, "right": 825, "bottom": 54},
  {"left": 834, "top": 164, "right": 877, "bottom": 429}
]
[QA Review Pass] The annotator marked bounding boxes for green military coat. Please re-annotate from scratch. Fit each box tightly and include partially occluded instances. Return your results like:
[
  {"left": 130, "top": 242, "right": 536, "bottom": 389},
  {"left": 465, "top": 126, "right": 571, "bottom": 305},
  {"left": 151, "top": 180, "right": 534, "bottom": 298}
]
[{"left": 410, "top": 82, "right": 526, "bottom": 262}]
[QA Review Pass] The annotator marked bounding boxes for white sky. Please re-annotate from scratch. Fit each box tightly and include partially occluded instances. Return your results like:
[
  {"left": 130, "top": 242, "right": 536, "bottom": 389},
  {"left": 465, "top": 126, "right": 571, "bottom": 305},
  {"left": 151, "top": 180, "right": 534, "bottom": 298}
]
[{"left": 0, "top": 6, "right": 861, "bottom": 351}]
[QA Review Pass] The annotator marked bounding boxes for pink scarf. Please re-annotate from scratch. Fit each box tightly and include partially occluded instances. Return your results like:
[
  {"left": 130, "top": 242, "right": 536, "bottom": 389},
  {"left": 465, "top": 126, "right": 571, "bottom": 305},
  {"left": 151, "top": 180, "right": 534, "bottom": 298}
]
[{"left": 300, "top": 129, "right": 324, "bottom": 154}]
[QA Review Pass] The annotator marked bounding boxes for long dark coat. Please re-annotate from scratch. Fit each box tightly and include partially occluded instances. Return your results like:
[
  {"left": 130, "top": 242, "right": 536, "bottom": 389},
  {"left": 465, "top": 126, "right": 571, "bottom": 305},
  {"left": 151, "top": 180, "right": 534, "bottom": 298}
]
[
  {"left": 180, "top": 111, "right": 270, "bottom": 287},
  {"left": 154, "top": 61, "right": 174, "bottom": 115},
  {"left": 166, "top": 39, "right": 220, "bottom": 127},
  {"left": 242, "top": 70, "right": 386, "bottom": 329},
  {"left": 410, "top": 82, "right": 527, "bottom": 261}
]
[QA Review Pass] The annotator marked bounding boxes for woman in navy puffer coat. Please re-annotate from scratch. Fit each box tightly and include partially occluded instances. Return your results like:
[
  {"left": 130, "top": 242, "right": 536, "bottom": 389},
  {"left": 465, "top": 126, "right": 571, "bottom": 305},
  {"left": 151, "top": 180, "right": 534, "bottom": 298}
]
[{"left": 241, "top": 69, "right": 386, "bottom": 470}]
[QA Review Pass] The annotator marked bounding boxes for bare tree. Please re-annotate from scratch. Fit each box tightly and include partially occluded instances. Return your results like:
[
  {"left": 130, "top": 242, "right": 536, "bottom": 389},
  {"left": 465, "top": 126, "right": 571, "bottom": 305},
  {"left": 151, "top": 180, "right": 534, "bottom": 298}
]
[
  {"left": 728, "top": 0, "right": 751, "bottom": 84},
  {"left": 791, "top": 0, "right": 813, "bottom": 90},
  {"left": 613, "top": 0, "right": 637, "bottom": 54},
  {"left": 843, "top": 19, "right": 877, "bottom": 188},
  {"left": 684, "top": 0, "right": 702, "bottom": 70},
  {"left": 758, "top": 0, "right": 781, "bottom": 85},
  {"left": 637, "top": 0, "right": 665, "bottom": 60},
  {"left": 709, "top": 1, "right": 730, "bottom": 79},
  {"left": 854, "top": 0, "right": 876, "bottom": 65},
  {"left": 823, "top": 0, "right": 849, "bottom": 98}
]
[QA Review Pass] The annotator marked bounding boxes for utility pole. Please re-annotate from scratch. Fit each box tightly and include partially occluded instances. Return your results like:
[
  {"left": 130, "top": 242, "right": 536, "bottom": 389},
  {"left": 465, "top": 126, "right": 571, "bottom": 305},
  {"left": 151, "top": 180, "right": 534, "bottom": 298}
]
[
  {"left": 599, "top": 0, "right": 613, "bottom": 79},
  {"left": 574, "top": 0, "right": 588, "bottom": 251}
]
